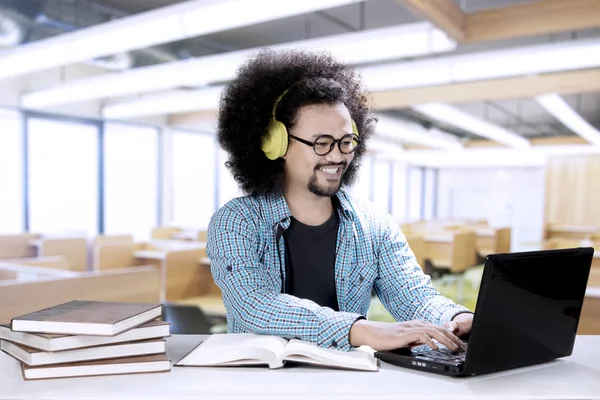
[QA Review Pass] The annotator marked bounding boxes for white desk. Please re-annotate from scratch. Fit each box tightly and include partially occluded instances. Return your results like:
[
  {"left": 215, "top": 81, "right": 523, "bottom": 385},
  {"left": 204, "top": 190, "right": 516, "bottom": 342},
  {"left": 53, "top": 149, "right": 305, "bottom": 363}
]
[{"left": 2, "top": 335, "right": 600, "bottom": 400}]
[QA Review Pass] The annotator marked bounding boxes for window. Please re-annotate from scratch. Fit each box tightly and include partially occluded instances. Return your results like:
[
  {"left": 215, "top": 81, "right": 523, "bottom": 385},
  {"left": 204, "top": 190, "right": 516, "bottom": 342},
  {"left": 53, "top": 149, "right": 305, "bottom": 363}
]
[
  {"left": 104, "top": 123, "right": 158, "bottom": 240},
  {"left": 171, "top": 130, "right": 217, "bottom": 228},
  {"left": 217, "top": 149, "right": 243, "bottom": 208},
  {"left": 347, "top": 155, "right": 373, "bottom": 202},
  {"left": 422, "top": 169, "right": 437, "bottom": 219},
  {"left": 27, "top": 116, "right": 99, "bottom": 236},
  {"left": 407, "top": 166, "right": 423, "bottom": 222},
  {"left": 372, "top": 159, "right": 392, "bottom": 213},
  {"left": 0, "top": 109, "right": 23, "bottom": 233},
  {"left": 391, "top": 161, "right": 408, "bottom": 222}
]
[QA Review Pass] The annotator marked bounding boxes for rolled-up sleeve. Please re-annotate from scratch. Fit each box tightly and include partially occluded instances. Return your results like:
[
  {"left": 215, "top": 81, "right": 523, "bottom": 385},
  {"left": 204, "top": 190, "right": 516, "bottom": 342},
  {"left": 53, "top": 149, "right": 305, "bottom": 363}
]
[{"left": 373, "top": 215, "right": 471, "bottom": 325}]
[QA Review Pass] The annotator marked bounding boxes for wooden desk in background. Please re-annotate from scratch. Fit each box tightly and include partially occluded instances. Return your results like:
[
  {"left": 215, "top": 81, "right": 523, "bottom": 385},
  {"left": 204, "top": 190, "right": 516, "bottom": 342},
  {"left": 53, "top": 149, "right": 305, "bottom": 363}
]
[
  {"left": 580, "top": 287, "right": 600, "bottom": 335},
  {"left": 545, "top": 224, "right": 600, "bottom": 240},
  {"left": 134, "top": 242, "right": 208, "bottom": 302},
  {"left": 593, "top": 252, "right": 600, "bottom": 268},
  {"left": 422, "top": 230, "right": 477, "bottom": 274},
  {"left": 28, "top": 237, "right": 87, "bottom": 271},
  {"left": 2, "top": 335, "right": 599, "bottom": 399}
]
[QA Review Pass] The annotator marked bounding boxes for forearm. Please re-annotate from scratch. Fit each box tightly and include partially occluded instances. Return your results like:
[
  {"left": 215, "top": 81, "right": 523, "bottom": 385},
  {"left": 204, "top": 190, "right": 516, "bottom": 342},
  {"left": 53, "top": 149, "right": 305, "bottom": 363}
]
[
  {"left": 376, "top": 271, "right": 469, "bottom": 323},
  {"left": 410, "top": 290, "right": 472, "bottom": 325}
]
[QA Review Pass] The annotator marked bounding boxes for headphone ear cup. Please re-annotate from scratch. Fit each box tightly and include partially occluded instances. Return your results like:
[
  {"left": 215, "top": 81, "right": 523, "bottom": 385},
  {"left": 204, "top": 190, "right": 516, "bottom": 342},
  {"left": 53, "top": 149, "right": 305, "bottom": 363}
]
[
  {"left": 351, "top": 119, "right": 359, "bottom": 136},
  {"left": 261, "top": 120, "right": 289, "bottom": 160}
]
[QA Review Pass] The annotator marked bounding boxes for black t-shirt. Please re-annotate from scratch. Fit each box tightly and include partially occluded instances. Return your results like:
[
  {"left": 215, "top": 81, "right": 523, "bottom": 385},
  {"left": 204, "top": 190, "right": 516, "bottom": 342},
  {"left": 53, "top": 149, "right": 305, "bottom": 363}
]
[{"left": 283, "top": 209, "right": 340, "bottom": 311}]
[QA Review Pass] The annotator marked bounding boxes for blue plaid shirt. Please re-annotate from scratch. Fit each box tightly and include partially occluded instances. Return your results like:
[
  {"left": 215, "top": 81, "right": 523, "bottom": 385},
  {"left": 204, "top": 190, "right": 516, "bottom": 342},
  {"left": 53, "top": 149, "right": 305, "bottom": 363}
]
[{"left": 207, "top": 189, "right": 470, "bottom": 351}]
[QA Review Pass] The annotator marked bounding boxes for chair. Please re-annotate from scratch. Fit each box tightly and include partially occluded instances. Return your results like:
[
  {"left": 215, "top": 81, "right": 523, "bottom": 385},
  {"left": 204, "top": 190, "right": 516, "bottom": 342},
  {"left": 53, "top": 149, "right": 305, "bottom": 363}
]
[{"left": 161, "top": 304, "right": 214, "bottom": 334}]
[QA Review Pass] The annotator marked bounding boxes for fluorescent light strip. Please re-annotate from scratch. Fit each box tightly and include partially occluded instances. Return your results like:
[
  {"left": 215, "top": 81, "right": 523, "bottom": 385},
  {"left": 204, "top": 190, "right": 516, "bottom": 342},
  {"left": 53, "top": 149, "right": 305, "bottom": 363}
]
[
  {"left": 412, "top": 103, "right": 530, "bottom": 149},
  {"left": 23, "top": 22, "right": 456, "bottom": 108},
  {"left": 373, "top": 114, "right": 464, "bottom": 151},
  {"left": 103, "top": 86, "right": 225, "bottom": 119},
  {"left": 535, "top": 93, "right": 600, "bottom": 146},
  {"left": 91, "top": 37, "right": 600, "bottom": 119},
  {"left": 397, "top": 145, "right": 600, "bottom": 168},
  {"left": 368, "top": 135, "right": 405, "bottom": 154},
  {"left": 0, "top": 0, "right": 363, "bottom": 81},
  {"left": 360, "top": 37, "right": 600, "bottom": 92}
]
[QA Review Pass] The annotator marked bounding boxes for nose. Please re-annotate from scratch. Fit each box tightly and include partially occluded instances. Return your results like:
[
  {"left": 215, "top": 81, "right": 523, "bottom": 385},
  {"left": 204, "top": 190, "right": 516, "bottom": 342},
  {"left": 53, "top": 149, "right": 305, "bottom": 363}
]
[{"left": 323, "top": 143, "right": 345, "bottom": 163}]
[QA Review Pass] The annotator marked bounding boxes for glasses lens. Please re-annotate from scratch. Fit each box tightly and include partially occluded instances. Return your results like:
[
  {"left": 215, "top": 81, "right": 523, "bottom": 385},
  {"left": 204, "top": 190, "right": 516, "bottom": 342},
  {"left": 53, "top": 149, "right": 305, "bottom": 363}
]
[
  {"left": 314, "top": 136, "right": 334, "bottom": 155},
  {"left": 340, "top": 135, "right": 359, "bottom": 154}
]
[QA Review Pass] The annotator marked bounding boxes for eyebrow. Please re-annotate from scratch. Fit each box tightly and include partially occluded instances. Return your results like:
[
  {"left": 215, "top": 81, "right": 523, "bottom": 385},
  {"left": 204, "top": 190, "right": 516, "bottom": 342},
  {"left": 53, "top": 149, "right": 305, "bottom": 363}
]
[{"left": 311, "top": 132, "right": 353, "bottom": 139}]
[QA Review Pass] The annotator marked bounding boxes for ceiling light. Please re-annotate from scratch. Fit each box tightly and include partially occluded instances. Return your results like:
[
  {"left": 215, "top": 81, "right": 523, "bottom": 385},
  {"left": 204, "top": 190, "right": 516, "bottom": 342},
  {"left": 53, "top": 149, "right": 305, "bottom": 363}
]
[
  {"left": 102, "top": 86, "right": 224, "bottom": 120},
  {"left": 398, "top": 145, "right": 600, "bottom": 168},
  {"left": 373, "top": 114, "right": 464, "bottom": 151},
  {"left": 0, "top": 0, "right": 364, "bottom": 80},
  {"left": 55, "top": 37, "right": 600, "bottom": 118},
  {"left": 534, "top": 93, "right": 600, "bottom": 146},
  {"left": 360, "top": 37, "right": 600, "bottom": 92},
  {"left": 412, "top": 103, "right": 530, "bottom": 149},
  {"left": 23, "top": 22, "right": 455, "bottom": 108}
]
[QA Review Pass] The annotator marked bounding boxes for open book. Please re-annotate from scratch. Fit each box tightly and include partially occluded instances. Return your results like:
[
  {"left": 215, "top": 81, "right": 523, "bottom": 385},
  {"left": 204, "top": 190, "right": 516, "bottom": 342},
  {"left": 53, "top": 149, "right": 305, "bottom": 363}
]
[{"left": 175, "top": 333, "right": 378, "bottom": 371}]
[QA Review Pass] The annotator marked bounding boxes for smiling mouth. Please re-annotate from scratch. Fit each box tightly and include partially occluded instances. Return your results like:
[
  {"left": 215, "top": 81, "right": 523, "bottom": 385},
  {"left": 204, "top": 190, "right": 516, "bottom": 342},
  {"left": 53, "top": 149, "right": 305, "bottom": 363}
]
[{"left": 319, "top": 166, "right": 341, "bottom": 175}]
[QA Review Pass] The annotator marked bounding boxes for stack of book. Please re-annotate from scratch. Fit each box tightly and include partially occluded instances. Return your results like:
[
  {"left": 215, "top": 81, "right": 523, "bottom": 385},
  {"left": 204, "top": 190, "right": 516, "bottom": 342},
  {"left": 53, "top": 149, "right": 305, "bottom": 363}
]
[{"left": 0, "top": 300, "right": 172, "bottom": 380}]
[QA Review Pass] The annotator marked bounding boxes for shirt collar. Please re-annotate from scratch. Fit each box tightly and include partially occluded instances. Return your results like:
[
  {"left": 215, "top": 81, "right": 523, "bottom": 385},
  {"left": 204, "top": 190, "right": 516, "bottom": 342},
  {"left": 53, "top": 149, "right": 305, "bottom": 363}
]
[{"left": 259, "top": 187, "right": 355, "bottom": 228}]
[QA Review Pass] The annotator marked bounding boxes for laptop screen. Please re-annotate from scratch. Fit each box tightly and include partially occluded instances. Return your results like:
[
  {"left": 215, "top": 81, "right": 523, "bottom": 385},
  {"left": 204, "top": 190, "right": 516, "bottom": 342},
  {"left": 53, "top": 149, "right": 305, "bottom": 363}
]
[{"left": 465, "top": 247, "right": 593, "bottom": 375}]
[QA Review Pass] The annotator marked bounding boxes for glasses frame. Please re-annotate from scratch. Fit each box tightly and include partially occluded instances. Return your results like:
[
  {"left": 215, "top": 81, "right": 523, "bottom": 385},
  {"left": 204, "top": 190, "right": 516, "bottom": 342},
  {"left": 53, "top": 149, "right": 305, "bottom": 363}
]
[{"left": 288, "top": 133, "right": 360, "bottom": 156}]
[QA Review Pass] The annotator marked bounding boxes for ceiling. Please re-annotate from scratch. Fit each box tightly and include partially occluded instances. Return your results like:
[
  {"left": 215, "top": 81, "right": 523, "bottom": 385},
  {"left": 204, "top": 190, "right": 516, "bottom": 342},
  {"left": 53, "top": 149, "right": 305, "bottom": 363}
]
[{"left": 0, "top": 0, "right": 598, "bottom": 145}]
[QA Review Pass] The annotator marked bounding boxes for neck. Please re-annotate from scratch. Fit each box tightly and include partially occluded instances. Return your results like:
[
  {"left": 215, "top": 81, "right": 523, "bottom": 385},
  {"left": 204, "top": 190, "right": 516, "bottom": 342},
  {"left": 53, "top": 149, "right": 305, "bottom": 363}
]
[{"left": 283, "top": 184, "right": 334, "bottom": 226}]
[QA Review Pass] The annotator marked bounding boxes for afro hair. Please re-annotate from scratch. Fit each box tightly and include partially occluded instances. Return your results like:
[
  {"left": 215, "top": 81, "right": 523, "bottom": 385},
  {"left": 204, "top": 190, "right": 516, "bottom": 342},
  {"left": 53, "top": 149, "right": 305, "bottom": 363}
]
[{"left": 217, "top": 48, "right": 376, "bottom": 196}]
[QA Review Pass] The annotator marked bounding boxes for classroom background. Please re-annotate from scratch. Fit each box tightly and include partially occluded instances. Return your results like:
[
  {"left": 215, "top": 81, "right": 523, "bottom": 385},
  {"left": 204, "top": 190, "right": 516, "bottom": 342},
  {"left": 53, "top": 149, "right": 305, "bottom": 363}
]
[{"left": 0, "top": 0, "right": 598, "bottom": 335}]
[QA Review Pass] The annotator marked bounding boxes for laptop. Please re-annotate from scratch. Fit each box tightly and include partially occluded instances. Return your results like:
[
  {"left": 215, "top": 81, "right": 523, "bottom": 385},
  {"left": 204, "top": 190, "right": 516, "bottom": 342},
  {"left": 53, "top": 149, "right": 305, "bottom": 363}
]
[{"left": 374, "top": 247, "right": 594, "bottom": 377}]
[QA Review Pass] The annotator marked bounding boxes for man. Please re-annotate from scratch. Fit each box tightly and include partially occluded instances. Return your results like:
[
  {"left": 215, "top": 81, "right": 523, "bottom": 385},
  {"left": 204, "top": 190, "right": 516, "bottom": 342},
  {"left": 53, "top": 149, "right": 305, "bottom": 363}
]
[{"left": 207, "top": 49, "right": 473, "bottom": 352}]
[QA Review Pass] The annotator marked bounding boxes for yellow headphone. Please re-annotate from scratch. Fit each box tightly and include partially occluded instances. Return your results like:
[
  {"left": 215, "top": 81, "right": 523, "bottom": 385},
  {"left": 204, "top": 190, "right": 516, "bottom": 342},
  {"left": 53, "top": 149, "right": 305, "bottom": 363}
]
[{"left": 261, "top": 85, "right": 359, "bottom": 160}]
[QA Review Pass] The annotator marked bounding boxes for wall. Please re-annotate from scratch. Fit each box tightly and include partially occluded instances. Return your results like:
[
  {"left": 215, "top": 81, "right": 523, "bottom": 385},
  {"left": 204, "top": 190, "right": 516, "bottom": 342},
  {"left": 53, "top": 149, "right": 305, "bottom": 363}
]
[
  {"left": 545, "top": 155, "right": 600, "bottom": 226},
  {"left": 437, "top": 167, "right": 546, "bottom": 250},
  {"left": 0, "top": 76, "right": 22, "bottom": 107}
]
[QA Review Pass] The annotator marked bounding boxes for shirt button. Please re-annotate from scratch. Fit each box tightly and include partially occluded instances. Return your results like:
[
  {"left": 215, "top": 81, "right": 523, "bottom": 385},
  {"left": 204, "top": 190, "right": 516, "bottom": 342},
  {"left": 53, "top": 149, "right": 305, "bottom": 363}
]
[
  {"left": 359, "top": 275, "right": 364, "bottom": 282},
  {"left": 331, "top": 340, "right": 338, "bottom": 348},
  {"left": 226, "top": 266, "right": 232, "bottom": 272}
]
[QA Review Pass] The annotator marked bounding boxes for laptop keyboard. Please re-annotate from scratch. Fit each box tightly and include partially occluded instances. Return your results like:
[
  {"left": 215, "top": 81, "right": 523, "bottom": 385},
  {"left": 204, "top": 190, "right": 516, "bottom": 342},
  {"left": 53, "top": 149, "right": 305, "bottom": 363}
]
[{"left": 414, "top": 342, "right": 468, "bottom": 364}]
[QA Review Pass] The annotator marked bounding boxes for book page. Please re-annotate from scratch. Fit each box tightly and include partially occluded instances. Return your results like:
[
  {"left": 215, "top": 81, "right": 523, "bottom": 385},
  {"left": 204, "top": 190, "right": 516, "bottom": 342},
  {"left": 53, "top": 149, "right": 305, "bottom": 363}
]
[
  {"left": 176, "top": 333, "right": 288, "bottom": 369},
  {"left": 281, "top": 340, "right": 378, "bottom": 371}
]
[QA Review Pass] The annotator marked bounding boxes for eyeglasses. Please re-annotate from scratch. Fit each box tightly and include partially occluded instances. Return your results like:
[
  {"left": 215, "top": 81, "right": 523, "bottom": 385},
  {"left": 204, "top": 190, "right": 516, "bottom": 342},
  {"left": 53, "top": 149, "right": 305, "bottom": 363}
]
[{"left": 289, "top": 134, "right": 360, "bottom": 156}]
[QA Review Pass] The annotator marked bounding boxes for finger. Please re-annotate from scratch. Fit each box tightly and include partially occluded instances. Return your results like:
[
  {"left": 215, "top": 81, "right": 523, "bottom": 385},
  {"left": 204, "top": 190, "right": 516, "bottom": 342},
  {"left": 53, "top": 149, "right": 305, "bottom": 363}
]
[
  {"left": 440, "top": 326, "right": 465, "bottom": 351},
  {"left": 442, "top": 326, "right": 466, "bottom": 350},
  {"left": 435, "top": 323, "right": 465, "bottom": 348},
  {"left": 424, "top": 327, "right": 464, "bottom": 352},
  {"left": 412, "top": 331, "right": 438, "bottom": 351},
  {"left": 412, "top": 321, "right": 465, "bottom": 351},
  {"left": 407, "top": 322, "right": 464, "bottom": 351},
  {"left": 444, "top": 321, "right": 458, "bottom": 333}
]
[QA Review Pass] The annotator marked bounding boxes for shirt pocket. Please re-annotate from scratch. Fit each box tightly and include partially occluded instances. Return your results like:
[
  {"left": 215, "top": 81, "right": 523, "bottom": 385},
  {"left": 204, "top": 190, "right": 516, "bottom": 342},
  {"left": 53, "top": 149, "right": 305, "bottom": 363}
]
[
  {"left": 259, "top": 244, "right": 283, "bottom": 291},
  {"left": 345, "top": 257, "right": 378, "bottom": 310}
]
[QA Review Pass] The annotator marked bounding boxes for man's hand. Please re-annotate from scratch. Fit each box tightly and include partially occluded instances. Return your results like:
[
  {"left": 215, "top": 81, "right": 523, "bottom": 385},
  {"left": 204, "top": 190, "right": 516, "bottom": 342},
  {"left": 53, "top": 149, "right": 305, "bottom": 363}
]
[
  {"left": 444, "top": 312, "right": 473, "bottom": 338},
  {"left": 349, "top": 319, "right": 465, "bottom": 352}
]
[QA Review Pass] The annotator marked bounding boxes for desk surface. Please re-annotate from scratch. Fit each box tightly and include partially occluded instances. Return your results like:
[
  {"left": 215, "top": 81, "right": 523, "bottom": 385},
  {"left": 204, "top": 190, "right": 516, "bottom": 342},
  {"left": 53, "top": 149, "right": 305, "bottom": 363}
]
[{"left": 2, "top": 335, "right": 600, "bottom": 399}]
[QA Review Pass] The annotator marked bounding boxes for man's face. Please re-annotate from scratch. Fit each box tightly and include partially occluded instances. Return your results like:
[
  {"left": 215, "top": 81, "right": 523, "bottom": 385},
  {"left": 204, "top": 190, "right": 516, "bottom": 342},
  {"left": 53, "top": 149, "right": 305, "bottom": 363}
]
[{"left": 284, "top": 103, "right": 355, "bottom": 197}]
